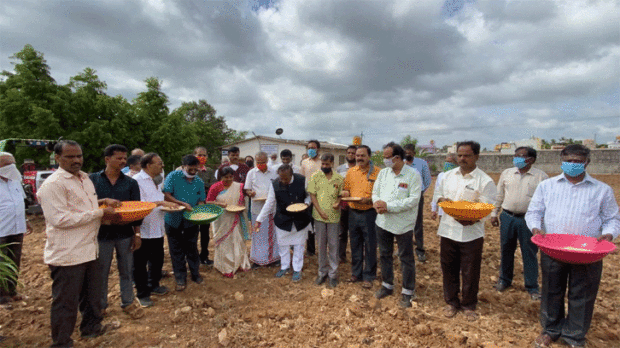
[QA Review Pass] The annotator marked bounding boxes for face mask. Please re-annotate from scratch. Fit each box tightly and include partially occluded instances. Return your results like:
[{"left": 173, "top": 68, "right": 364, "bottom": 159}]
[
  {"left": 443, "top": 162, "right": 457, "bottom": 172},
  {"left": 257, "top": 163, "right": 268, "bottom": 171},
  {"left": 320, "top": 167, "right": 332, "bottom": 174},
  {"left": 197, "top": 156, "right": 207, "bottom": 165},
  {"left": 307, "top": 149, "right": 317, "bottom": 158},
  {"left": 0, "top": 163, "right": 22, "bottom": 182},
  {"left": 182, "top": 169, "right": 196, "bottom": 179},
  {"left": 562, "top": 162, "right": 585, "bottom": 177},
  {"left": 513, "top": 157, "right": 527, "bottom": 169},
  {"left": 405, "top": 155, "right": 414, "bottom": 162},
  {"left": 246, "top": 161, "right": 254, "bottom": 168},
  {"left": 383, "top": 158, "right": 394, "bottom": 168}
]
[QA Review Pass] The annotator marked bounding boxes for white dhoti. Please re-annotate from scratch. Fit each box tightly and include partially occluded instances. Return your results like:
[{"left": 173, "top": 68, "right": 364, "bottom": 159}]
[{"left": 276, "top": 223, "right": 311, "bottom": 272}]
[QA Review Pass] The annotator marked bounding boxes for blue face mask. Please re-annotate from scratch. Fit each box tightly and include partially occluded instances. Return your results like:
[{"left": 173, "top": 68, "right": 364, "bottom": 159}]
[
  {"left": 443, "top": 162, "right": 457, "bottom": 172},
  {"left": 513, "top": 157, "right": 527, "bottom": 169},
  {"left": 307, "top": 149, "right": 317, "bottom": 158},
  {"left": 561, "top": 162, "right": 585, "bottom": 177}
]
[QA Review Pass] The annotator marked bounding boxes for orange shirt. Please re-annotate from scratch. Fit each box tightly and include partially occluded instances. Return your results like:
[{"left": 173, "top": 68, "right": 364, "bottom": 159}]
[{"left": 344, "top": 164, "right": 380, "bottom": 210}]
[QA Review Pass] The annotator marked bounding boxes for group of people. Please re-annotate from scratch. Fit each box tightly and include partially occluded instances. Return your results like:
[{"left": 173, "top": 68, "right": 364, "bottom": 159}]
[{"left": 0, "top": 137, "right": 618, "bottom": 348}]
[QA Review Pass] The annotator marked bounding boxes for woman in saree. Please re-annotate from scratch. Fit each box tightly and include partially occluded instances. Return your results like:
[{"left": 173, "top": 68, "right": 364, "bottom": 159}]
[{"left": 206, "top": 166, "right": 251, "bottom": 277}]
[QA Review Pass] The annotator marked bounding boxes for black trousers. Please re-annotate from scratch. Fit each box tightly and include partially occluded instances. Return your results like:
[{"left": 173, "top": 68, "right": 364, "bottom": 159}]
[
  {"left": 440, "top": 237, "right": 484, "bottom": 310},
  {"left": 199, "top": 223, "right": 211, "bottom": 262},
  {"left": 49, "top": 260, "right": 103, "bottom": 347},
  {"left": 307, "top": 219, "right": 316, "bottom": 254},
  {"left": 540, "top": 253, "right": 602, "bottom": 347},
  {"left": 376, "top": 226, "right": 415, "bottom": 293},
  {"left": 133, "top": 237, "right": 164, "bottom": 299},
  {"left": 338, "top": 208, "right": 350, "bottom": 261},
  {"left": 165, "top": 224, "right": 200, "bottom": 283},
  {"left": 348, "top": 209, "right": 377, "bottom": 281},
  {"left": 413, "top": 195, "right": 425, "bottom": 253},
  {"left": 0, "top": 233, "right": 23, "bottom": 299}
]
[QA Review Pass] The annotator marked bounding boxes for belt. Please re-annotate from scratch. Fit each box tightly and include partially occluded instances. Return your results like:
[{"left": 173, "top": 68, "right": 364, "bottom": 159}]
[
  {"left": 503, "top": 209, "right": 525, "bottom": 218},
  {"left": 350, "top": 208, "right": 372, "bottom": 213}
]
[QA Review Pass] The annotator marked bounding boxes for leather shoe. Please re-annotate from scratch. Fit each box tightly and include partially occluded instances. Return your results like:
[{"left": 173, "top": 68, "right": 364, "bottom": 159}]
[
  {"left": 314, "top": 275, "right": 327, "bottom": 285},
  {"left": 374, "top": 286, "right": 393, "bottom": 299},
  {"left": 192, "top": 276, "right": 203, "bottom": 284},
  {"left": 328, "top": 278, "right": 338, "bottom": 288},
  {"left": 400, "top": 294, "right": 413, "bottom": 308}
]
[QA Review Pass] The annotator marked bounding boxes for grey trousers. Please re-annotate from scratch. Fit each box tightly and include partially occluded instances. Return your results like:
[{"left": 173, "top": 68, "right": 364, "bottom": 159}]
[
  {"left": 96, "top": 237, "right": 135, "bottom": 309},
  {"left": 314, "top": 221, "right": 339, "bottom": 279}
]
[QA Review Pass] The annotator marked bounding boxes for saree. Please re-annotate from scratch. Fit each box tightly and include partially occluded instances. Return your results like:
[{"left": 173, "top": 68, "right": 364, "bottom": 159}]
[{"left": 212, "top": 182, "right": 251, "bottom": 274}]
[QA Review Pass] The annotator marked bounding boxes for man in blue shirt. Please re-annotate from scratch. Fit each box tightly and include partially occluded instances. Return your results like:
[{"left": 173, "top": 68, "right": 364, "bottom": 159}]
[
  {"left": 403, "top": 144, "right": 431, "bottom": 262},
  {"left": 163, "top": 155, "right": 206, "bottom": 291},
  {"left": 90, "top": 144, "right": 143, "bottom": 317}
]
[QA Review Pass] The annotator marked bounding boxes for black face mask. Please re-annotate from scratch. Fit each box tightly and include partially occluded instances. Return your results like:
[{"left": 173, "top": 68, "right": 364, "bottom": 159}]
[
  {"left": 321, "top": 167, "right": 332, "bottom": 174},
  {"left": 405, "top": 155, "right": 414, "bottom": 162},
  {"left": 246, "top": 161, "right": 254, "bottom": 168}
]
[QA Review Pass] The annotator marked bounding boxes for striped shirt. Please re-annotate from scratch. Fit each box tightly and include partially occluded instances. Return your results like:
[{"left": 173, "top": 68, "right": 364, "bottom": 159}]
[
  {"left": 372, "top": 165, "right": 422, "bottom": 235},
  {"left": 525, "top": 173, "right": 620, "bottom": 240}
]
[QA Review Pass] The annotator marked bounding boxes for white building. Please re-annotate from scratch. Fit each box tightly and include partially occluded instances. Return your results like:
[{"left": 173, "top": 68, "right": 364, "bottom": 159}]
[{"left": 220, "top": 136, "right": 349, "bottom": 166}]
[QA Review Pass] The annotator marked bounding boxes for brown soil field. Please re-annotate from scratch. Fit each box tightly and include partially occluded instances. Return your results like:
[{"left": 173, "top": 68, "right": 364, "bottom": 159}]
[{"left": 1, "top": 174, "right": 619, "bottom": 348}]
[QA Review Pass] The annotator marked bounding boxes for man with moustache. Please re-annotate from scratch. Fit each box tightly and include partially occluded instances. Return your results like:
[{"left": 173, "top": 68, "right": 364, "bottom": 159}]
[
  {"left": 89, "top": 144, "right": 143, "bottom": 318},
  {"left": 38, "top": 140, "right": 120, "bottom": 346},
  {"left": 272, "top": 149, "right": 300, "bottom": 174},
  {"left": 335, "top": 145, "right": 357, "bottom": 263},
  {"left": 342, "top": 145, "right": 380, "bottom": 289},
  {"left": 403, "top": 143, "right": 431, "bottom": 263},
  {"left": 216, "top": 146, "right": 250, "bottom": 183},
  {"left": 433, "top": 141, "right": 496, "bottom": 321}
]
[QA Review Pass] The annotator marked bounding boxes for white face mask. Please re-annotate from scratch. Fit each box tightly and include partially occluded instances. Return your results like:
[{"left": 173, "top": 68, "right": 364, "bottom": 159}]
[
  {"left": 383, "top": 158, "right": 395, "bottom": 168},
  {"left": 182, "top": 169, "right": 196, "bottom": 179},
  {"left": 0, "top": 163, "right": 22, "bottom": 182}
]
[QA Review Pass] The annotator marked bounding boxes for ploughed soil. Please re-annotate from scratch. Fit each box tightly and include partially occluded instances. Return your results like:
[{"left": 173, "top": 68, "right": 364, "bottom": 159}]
[{"left": 1, "top": 174, "right": 619, "bottom": 348}]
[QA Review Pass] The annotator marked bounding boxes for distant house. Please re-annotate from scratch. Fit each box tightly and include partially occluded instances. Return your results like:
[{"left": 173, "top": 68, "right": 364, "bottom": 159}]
[{"left": 219, "top": 136, "right": 349, "bottom": 165}]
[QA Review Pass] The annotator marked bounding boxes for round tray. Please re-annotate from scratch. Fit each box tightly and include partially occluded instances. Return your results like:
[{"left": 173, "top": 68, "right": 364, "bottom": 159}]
[
  {"left": 438, "top": 201, "right": 494, "bottom": 221},
  {"left": 531, "top": 234, "right": 616, "bottom": 264},
  {"left": 341, "top": 197, "right": 362, "bottom": 202},
  {"left": 226, "top": 205, "right": 246, "bottom": 213},
  {"left": 253, "top": 197, "right": 267, "bottom": 202},
  {"left": 286, "top": 203, "right": 308, "bottom": 213},
  {"left": 160, "top": 204, "right": 186, "bottom": 212},
  {"left": 184, "top": 204, "right": 224, "bottom": 225},
  {"left": 102, "top": 201, "right": 156, "bottom": 222}
]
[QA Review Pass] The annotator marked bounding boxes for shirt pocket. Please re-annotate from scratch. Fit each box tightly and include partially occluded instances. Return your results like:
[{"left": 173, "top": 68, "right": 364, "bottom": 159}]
[{"left": 526, "top": 183, "right": 537, "bottom": 198}]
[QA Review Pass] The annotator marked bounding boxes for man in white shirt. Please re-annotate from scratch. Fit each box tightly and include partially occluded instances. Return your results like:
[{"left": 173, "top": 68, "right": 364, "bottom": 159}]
[
  {"left": 372, "top": 143, "right": 422, "bottom": 308},
  {"left": 433, "top": 141, "right": 496, "bottom": 321},
  {"left": 0, "top": 152, "right": 32, "bottom": 308},
  {"left": 244, "top": 152, "right": 279, "bottom": 268},
  {"left": 526, "top": 145, "right": 620, "bottom": 348},
  {"left": 133, "top": 153, "right": 177, "bottom": 307},
  {"left": 430, "top": 153, "right": 458, "bottom": 220},
  {"left": 491, "top": 147, "right": 548, "bottom": 300}
]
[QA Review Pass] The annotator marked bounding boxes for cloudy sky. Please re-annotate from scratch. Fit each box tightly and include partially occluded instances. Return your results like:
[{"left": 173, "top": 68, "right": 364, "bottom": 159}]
[{"left": 1, "top": 0, "right": 618, "bottom": 151}]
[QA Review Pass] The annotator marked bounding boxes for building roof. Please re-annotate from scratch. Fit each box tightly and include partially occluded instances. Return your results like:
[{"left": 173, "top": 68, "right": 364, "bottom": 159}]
[{"left": 220, "top": 136, "right": 348, "bottom": 150}]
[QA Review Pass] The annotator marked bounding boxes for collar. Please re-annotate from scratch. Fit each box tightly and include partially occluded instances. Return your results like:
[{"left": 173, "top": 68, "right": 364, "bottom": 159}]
[
  {"left": 457, "top": 167, "right": 478, "bottom": 178},
  {"left": 513, "top": 167, "right": 534, "bottom": 175},
  {"left": 99, "top": 169, "right": 126, "bottom": 181},
  {"left": 556, "top": 172, "right": 594, "bottom": 185},
  {"left": 58, "top": 167, "right": 86, "bottom": 180}
]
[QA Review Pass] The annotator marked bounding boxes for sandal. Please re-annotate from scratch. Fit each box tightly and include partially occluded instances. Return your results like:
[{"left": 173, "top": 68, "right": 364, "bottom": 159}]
[
  {"left": 443, "top": 305, "right": 458, "bottom": 318},
  {"left": 223, "top": 273, "right": 234, "bottom": 278},
  {"left": 463, "top": 309, "right": 479, "bottom": 321}
]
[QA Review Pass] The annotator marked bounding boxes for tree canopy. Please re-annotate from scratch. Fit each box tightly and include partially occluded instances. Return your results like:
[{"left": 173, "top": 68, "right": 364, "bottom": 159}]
[{"left": 0, "top": 44, "right": 246, "bottom": 172}]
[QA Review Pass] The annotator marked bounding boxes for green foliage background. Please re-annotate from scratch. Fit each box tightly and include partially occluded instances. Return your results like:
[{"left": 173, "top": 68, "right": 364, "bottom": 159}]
[{"left": 0, "top": 45, "right": 247, "bottom": 172}]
